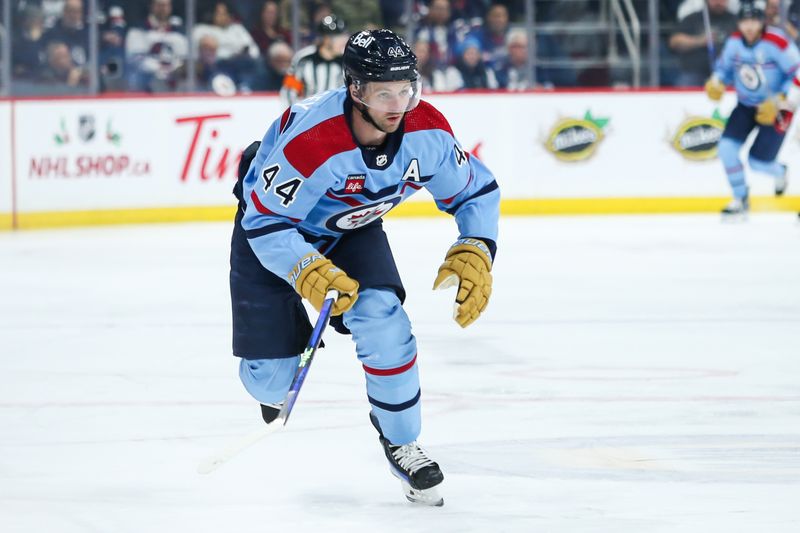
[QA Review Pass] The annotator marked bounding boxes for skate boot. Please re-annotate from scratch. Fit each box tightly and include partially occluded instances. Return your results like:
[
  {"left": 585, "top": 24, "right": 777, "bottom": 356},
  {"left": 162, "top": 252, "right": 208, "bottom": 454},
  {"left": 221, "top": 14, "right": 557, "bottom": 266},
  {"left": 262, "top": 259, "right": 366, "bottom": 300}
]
[
  {"left": 260, "top": 402, "right": 283, "bottom": 424},
  {"left": 370, "top": 412, "right": 444, "bottom": 506},
  {"left": 721, "top": 195, "right": 749, "bottom": 221},
  {"left": 775, "top": 164, "right": 788, "bottom": 196}
]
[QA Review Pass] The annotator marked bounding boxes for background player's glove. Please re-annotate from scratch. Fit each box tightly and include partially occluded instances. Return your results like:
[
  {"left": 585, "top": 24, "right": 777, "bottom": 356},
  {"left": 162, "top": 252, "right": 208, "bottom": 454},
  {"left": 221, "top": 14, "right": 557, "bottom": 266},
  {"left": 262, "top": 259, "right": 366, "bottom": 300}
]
[
  {"left": 289, "top": 253, "right": 359, "bottom": 315},
  {"left": 704, "top": 77, "right": 725, "bottom": 101},
  {"left": 756, "top": 97, "right": 781, "bottom": 126},
  {"left": 433, "top": 238, "right": 493, "bottom": 328}
]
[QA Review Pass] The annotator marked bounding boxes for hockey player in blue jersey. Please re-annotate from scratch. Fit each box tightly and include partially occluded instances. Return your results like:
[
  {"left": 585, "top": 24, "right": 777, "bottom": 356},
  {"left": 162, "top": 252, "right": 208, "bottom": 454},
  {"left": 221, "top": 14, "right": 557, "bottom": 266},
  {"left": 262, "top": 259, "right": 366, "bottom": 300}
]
[
  {"left": 704, "top": 0, "right": 799, "bottom": 217},
  {"left": 229, "top": 29, "right": 500, "bottom": 506}
]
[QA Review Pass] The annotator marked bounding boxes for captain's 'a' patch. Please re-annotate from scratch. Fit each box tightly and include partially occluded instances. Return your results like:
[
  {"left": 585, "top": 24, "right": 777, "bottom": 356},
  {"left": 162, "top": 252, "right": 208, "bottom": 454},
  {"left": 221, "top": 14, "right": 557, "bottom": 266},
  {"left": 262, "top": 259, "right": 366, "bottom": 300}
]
[{"left": 401, "top": 158, "right": 421, "bottom": 182}]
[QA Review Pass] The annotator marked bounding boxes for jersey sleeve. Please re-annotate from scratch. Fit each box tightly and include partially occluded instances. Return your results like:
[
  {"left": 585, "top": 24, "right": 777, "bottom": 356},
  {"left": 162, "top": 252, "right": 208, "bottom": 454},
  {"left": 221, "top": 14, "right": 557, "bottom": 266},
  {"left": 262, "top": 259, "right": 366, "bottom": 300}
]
[
  {"left": 713, "top": 37, "right": 737, "bottom": 85},
  {"left": 423, "top": 131, "right": 500, "bottom": 258},
  {"left": 777, "top": 42, "right": 800, "bottom": 95},
  {"left": 240, "top": 111, "right": 337, "bottom": 280}
]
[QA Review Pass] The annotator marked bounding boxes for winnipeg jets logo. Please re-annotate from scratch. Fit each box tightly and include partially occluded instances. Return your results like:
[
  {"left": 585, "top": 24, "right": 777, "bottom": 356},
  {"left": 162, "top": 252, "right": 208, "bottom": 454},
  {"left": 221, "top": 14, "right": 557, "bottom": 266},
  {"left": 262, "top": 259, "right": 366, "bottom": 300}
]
[
  {"left": 387, "top": 46, "right": 406, "bottom": 58},
  {"left": 325, "top": 198, "right": 401, "bottom": 232},
  {"left": 737, "top": 64, "right": 763, "bottom": 91},
  {"left": 376, "top": 154, "right": 388, "bottom": 167}
]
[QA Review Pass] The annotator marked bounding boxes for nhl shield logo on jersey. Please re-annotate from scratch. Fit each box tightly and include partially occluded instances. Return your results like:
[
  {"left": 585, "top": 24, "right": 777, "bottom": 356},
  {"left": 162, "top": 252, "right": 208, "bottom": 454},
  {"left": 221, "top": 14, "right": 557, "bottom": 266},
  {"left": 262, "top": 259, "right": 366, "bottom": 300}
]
[
  {"left": 669, "top": 109, "right": 727, "bottom": 161},
  {"left": 376, "top": 154, "right": 388, "bottom": 167},
  {"left": 344, "top": 174, "right": 366, "bottom": 193},
  {"left": 326, "top": 198, "right": 401, "bottom": 231},
  {"left": 544, "top": 110, "right": 609, "bottom": 162}
]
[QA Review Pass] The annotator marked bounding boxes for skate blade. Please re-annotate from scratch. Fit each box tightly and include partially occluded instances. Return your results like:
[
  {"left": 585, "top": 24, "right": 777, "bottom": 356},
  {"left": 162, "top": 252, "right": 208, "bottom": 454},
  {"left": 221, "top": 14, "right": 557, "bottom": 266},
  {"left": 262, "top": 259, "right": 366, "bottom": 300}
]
[
  {"left": 389, "top": 468, "right": 444, "bottom": 506},
  {"left": 721, "top": 212, "right": 748, "bottom": 223},
  {"left": 399, "top": 479, "right": 444, "bottom": 507}
]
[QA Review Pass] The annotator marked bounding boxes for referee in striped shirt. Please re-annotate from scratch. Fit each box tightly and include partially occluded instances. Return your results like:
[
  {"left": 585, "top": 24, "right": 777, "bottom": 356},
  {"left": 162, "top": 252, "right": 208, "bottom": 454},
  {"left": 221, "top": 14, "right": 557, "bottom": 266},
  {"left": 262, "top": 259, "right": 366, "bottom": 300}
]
[{"left": 280, "top": 15, "right": 349, "bottom": 107}]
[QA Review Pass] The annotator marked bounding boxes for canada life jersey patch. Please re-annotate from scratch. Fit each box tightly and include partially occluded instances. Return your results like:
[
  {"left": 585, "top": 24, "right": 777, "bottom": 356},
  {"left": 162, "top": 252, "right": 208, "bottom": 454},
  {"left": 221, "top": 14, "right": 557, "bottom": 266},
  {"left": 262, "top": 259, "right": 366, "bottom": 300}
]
[{"left": 344, "top": 174, "right": 366, "bottom": 194}]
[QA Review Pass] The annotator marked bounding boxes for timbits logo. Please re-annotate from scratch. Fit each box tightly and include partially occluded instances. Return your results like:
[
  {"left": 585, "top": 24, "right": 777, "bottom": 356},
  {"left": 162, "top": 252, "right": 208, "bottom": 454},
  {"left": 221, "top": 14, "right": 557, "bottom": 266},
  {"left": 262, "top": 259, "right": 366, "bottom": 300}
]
[
  {"left": 669, "top": 109, "right": 727, "bottom": 161},
  {"left": 544, "top": 110, "right": 609, "bottom": 162}
]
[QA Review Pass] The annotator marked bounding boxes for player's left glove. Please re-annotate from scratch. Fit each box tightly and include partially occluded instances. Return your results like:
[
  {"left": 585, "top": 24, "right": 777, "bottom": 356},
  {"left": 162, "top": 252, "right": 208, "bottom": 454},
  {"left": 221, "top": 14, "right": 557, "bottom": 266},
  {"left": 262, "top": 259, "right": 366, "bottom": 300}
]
[
  {"left": 756, "top": 97, "right": 781, "bottom": 126},
  {"left": 433, "top": 238, "right": 493, "bottom": 328}
]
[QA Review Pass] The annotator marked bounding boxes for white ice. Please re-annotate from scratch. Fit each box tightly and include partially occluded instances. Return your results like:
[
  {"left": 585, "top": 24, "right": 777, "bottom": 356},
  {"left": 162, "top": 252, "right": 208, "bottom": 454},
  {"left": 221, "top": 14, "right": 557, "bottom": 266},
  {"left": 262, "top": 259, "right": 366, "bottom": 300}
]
[{"left": 1, "top": 214, "right": 799, "bottom": 532}]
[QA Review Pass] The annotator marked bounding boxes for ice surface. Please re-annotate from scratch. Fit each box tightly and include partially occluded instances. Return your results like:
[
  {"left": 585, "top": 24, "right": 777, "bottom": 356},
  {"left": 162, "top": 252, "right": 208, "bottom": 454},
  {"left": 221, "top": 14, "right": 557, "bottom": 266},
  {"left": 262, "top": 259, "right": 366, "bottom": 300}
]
[{"left": 1, "top": 214, "right": 799, "bottom": 532}]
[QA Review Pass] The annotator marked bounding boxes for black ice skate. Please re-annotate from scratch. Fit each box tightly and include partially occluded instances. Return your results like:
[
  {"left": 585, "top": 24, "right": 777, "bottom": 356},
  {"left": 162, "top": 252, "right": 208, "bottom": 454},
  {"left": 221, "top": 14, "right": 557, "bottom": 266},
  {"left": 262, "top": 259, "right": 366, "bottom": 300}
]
[
  {"left": 370, "top": 412, "right": 444, "bottom": 506},
  {"left": 260, "top": 402, "right": 283, "bottom": 424},
  {"left": 721, "top": 195, "right": 749, "bottom": 220},
  {"left": 775, "top": 165, "right": 788, "bottom": 196}
]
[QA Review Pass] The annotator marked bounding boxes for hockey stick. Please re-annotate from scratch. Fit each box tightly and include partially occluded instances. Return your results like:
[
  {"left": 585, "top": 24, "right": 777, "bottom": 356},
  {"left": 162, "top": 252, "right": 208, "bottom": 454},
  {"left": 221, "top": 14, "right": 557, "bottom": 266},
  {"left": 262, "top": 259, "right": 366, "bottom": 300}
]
[
  {"left": 701, "top": 3, "right": 717, "bottom": 73},
  {"left": 197, "top": 290, "right": 338, "bottom": 475}
]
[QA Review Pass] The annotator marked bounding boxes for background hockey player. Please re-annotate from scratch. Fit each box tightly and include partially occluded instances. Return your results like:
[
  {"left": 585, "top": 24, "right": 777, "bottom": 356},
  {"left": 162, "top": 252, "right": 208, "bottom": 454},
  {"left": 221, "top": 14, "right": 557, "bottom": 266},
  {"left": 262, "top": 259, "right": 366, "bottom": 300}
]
[
  {"left": 704, "top": 0, "right": 800, "bottom": 217},
  {"left": 229, "top": 29, "right": 500, "bottom": 506},
  {"left": 279, "top": 14, "right": 348, "bottom": 107}
]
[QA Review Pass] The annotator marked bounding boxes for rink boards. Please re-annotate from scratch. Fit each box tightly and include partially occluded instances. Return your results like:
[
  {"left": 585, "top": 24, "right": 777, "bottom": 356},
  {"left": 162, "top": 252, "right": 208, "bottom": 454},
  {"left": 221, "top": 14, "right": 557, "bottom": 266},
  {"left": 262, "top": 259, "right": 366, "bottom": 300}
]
[{"left": 1, "top": 90, "right": 799, "bottom": 230}]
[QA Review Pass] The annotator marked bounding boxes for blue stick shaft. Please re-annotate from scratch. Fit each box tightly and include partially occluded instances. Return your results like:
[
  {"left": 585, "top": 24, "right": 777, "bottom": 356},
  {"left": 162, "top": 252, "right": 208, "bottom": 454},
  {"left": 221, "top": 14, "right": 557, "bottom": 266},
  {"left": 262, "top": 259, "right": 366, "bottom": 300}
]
[{"left": 277, "top": 293, "right": 337, "bottom": 424}]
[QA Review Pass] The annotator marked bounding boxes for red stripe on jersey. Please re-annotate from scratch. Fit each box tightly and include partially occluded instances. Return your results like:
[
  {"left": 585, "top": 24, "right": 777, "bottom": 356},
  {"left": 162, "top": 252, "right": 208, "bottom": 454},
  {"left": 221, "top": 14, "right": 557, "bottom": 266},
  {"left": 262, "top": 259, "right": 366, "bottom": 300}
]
[
  {"left": 325, "top": 190, "right": 363, "bottom": 207},
  {"left": 794, "top": 77, "right": 800, "bottom": 87},
  {"left": 400, "top": 181, "right": 423, "bottom": 195},
  {"left": 438, "top": 170, "right": 474, "bottom": 205},
  {"left": 763, "top": 31, "right": 789, "bottom": 50},
  {"left": 250, "top": 190, "right": 301, "bottom": 222},
  {"left": 363, "top": 354, "right": 417, "bottom": 376},
  {"left": 279, "top": 107, "right": 292, "bottom": 132},
  {"left": 404, "top": 100, "right": 454, "bottom": 136},
  {"left": 283, "top": 115, "right": 356, "bottom": 178},
  {"left": 731, "top": 31, "right": 742, "bottom": 40}
]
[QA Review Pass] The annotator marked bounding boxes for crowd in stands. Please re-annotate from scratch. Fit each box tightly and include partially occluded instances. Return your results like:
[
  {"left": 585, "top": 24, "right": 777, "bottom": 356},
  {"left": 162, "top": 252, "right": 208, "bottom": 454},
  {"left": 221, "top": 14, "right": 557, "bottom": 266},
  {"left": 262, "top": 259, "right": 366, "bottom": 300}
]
[{"left": 4, "top": 0, "right": 800, "bottom": 95}]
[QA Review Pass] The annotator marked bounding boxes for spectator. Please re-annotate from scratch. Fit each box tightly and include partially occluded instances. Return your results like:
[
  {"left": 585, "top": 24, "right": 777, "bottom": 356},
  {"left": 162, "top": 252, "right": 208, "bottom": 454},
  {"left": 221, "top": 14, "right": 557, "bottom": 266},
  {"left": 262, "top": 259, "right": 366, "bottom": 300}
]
[
  {"left": 449, "top": 0, "right": 491, "bottom": 24},
  {"left": 677, "top": 0, "right": 739, "bottom": 20},
  {"left": 495, "top": 28, "right": 575, "bottom": 89},
  {"left": 186, "top": 33, "right": 230, "bottom": 92},
  {"left": 193, "top": 2, "right": 260, "bottom": 61},
  {"left": 669, "top": 0, "right": 737, "bottom": 86},
  {"left": 466, "top": 2, "right": 510, "bottom": 70},
  {"left": 250, "top": 1, "right": 291, "bottom": 56},
  {"left": 257, "top": 40, "right": 293, "bottom": 91},
  {"left": 415, "top": 0, "right": 462, "bottom": 68},
  {"left": 450, "top": 36, "right": 499, "bottom": 89},
  {"left": 764, "top": 0, "right": 798, "bottom": 41},
  {"left": 37, "top": 40, "right": 88, "bottom": 88},
  {"left": 12, "top": 6, "right": 47, "bottom": 80},
  {"left": 330, "top": 0, "right": 381, "bottom": 34},
  {"left": 43, "top": 0, "right": 89, "bottom": 67},
  {"left": 414, "top": 39, "right": 460, "bottom": 91},
  {"left": 280, "top": 14, "right": 348, "bottom": 106},
  {"left": 99, "top": 5, "right": 128, "bottom": 90},
  {"left": 125, "top": 0, "right": 188, "bottom": 92}
]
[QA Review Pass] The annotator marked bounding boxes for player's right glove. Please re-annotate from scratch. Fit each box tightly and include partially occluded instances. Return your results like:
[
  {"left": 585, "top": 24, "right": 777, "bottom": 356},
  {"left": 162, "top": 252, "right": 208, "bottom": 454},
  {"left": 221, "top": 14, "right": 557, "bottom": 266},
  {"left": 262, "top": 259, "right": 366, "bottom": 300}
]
[
  {"left": 288, "top": 253, "right": 359, "bottom": 316},
  {"left": 704, "top": 77, "right": 725, "bottom": 101},
  {"left": 433, "top": 238, "right": 493, "bottom": 328}
]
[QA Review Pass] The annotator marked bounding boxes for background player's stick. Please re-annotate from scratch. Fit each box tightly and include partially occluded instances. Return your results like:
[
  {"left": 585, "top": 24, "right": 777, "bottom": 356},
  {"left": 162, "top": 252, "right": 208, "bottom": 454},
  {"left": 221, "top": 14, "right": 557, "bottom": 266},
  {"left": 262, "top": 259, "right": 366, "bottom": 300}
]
[
  {"left": 701, "top": 3, "right": 717, "bottom": 73},
  {"left": 197, "top": 290, "right": 338, "bottom": 475}
]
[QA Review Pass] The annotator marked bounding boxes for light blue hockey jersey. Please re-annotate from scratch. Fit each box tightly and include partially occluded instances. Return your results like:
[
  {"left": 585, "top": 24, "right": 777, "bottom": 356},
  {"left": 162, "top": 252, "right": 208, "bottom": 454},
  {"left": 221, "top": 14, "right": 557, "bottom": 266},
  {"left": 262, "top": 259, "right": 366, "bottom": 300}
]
[
  {"left": 239, "top": 87, "right": 500, "bottom": 280},
  {"left": 714, "top": 27, "right": 800, "bottom": 106}
]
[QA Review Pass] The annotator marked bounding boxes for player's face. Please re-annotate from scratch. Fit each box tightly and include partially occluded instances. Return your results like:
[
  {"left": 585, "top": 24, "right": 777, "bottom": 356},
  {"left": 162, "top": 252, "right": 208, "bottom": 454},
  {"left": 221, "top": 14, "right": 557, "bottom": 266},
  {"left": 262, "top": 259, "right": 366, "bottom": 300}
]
[
  {"left": 355, "top": 80, "right": 422, "bottom": 132},
  {"left": 738, "top": 18, "right": 764, "bottom": 44}
]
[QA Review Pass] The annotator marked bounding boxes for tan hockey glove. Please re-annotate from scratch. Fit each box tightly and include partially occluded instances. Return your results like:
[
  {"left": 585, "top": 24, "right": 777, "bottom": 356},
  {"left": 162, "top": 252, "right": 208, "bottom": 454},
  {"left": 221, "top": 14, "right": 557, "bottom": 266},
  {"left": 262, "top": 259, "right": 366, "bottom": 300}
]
[
  {"left": 756, "top": 97, "right": 782, "bottom": 126},
  {"left": 704, "top": 77, "right": 725, "bottom": 101},
  {"left": 289, "top": 253, "right": 359, "bottom": 315},
  {"left": 433, "top": 238, "right": 493, "bottom": 328}
]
